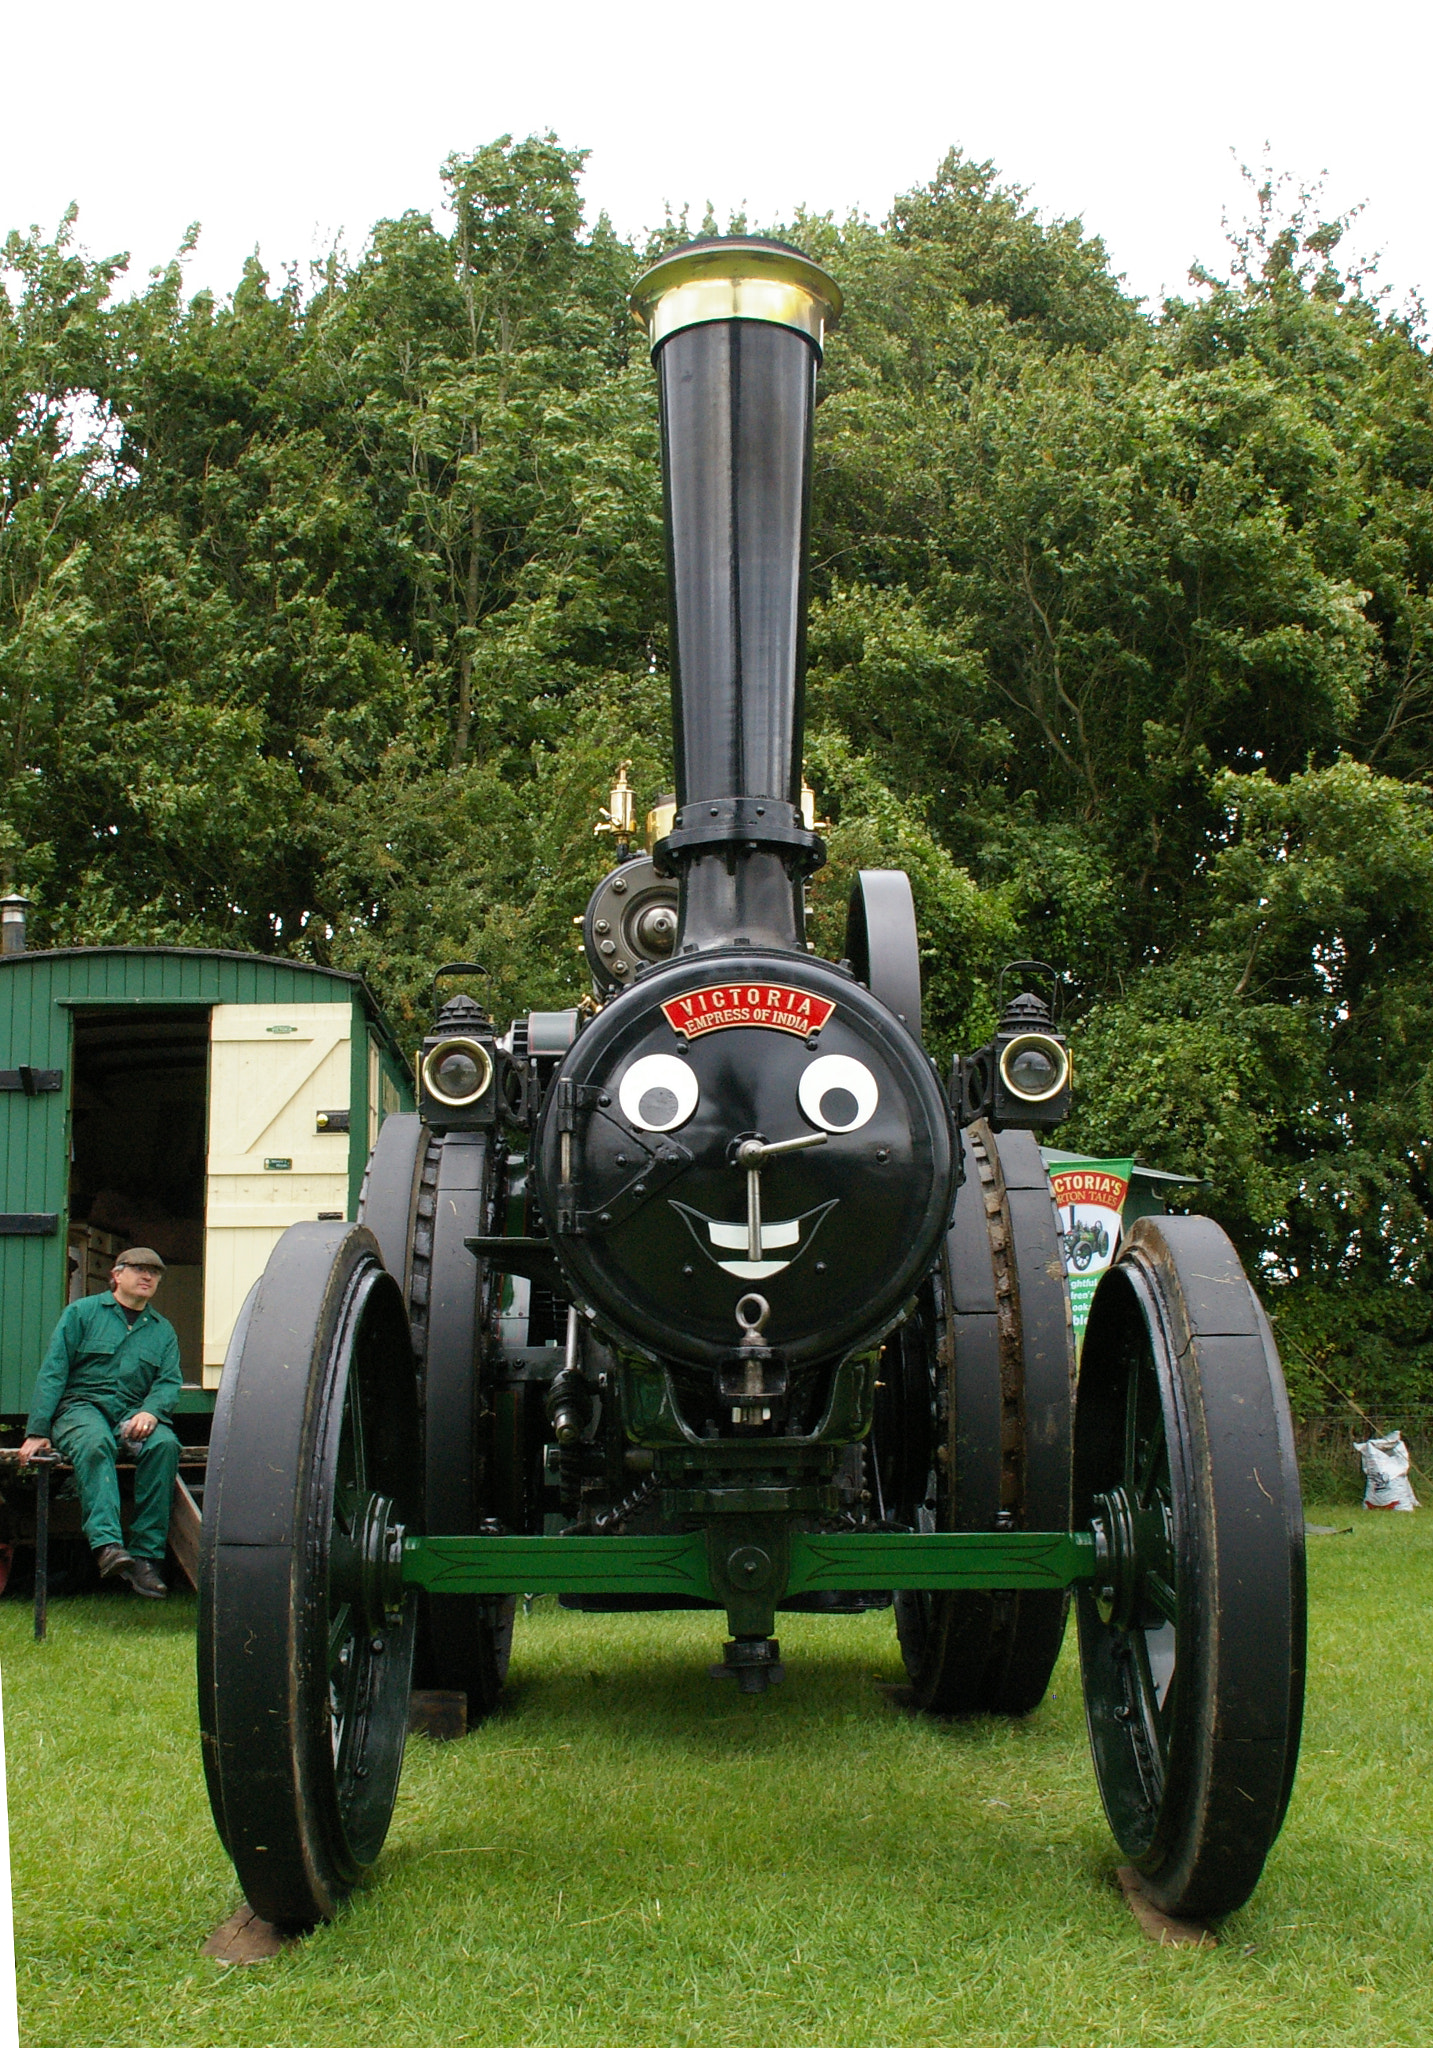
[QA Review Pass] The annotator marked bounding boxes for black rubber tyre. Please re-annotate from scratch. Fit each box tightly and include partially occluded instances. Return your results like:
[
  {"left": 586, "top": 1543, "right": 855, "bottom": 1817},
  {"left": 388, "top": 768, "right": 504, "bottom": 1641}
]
[
  {"left": 894, "top": 1123, "right": 1074, "bottom": 1715},
  {"left": 359, "top": 1116, "right": 513, "bottom": 1717},
  {"left": 1074, "top": 1215, "right": 1306, "bottom": 1918},
  {"left": 198, "top": 1222, "right": 420, "bottom": 1926}
]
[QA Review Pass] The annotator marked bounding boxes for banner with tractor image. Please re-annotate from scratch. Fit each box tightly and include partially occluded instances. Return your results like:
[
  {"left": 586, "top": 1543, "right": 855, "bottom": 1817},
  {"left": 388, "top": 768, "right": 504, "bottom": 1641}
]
[{"left": 1046, "top": 1157, "right": 1133, "bottom": 1354}]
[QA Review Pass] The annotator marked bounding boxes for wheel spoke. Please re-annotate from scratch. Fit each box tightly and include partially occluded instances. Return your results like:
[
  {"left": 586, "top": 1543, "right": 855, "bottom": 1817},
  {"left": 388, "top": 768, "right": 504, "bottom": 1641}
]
[
  {"left": 339, "top": 1364, "right": 366, "bottom": 1494},
  {"left": 1144, "top": 1571, "right": 1178, "bottom": 1628},
  {"left": 328, "top": 1599, "right": 353, "bottom": 1670},
  {"left": 1134, "top": 1406, "right": 1167, "bottom": 1510},
  {"left": 1128, "top": 1627, "right": 1169, "bottom": 1790},
  {"left": 1143, "top": 1620, "right": 1177, "bottom": 1717},
  {"left": 1121, "top": 1361, "right": 1142, "bottom": 1490}
]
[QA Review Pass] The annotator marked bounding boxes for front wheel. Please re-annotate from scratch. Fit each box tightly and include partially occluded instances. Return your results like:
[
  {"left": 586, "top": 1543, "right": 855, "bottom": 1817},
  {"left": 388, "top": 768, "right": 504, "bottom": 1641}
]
[
  {"left": 1075, "top": 1216, "right": 1305, "bottom": 1918},
  {"left": 198, "top": 1222, "right": 421, "bottom": 1926}
]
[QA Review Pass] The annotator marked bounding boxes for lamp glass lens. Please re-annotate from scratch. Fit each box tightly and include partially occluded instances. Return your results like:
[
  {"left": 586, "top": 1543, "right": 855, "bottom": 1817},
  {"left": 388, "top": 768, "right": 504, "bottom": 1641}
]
[
  {"left": 434, "top": 1050, "right": 481, "bottom": 1099},
  {"left": 1009, "top": 1045, "right": 1059, "bottom": 1095},
  {"left": 998, "top": 1032, "right": 1068, "bottom": 1103}
]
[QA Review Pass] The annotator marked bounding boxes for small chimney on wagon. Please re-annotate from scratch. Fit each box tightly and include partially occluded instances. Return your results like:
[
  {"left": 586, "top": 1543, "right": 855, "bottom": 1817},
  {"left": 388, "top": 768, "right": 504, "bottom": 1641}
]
[{"left": 0, "top": 894, "right": 30, "bottom": 956}]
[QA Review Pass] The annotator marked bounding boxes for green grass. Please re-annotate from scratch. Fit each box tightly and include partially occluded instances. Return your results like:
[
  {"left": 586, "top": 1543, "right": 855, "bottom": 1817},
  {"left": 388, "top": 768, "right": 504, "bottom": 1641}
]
[{"left": 4, "top": 1510, "right": 1432, "bottom": 2048}]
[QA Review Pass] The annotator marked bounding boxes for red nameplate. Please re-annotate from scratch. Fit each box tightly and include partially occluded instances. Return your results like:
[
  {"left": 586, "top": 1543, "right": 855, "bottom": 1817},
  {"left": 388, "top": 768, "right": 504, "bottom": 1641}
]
[{"left": 660, "top": 983, "right": 836, "bottom": 1041}]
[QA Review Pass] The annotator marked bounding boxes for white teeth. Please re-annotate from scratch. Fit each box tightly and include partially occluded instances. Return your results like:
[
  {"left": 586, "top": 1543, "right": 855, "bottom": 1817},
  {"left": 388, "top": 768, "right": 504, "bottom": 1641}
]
[
  {"left": 706, "top": 1218, "right": 801, "bottom": 1251},
  {"left": 707, "top": 1214, "right": 802, "bottom": 1275},
  {"left": 670, "top": 1198, "right": 838, "bottom": 1280}
]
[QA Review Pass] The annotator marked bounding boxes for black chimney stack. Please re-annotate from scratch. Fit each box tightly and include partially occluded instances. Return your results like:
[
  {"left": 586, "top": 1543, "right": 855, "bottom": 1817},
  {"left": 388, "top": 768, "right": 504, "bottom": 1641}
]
[{"left": 630, "top": 240, "right": 842, "bottom": 954}]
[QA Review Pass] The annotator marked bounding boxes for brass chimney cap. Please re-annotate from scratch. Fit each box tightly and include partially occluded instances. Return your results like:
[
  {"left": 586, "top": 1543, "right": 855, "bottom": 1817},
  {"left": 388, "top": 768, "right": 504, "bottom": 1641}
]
[{"left": 631, "top": 237, "right": 843, "bottom": 357}]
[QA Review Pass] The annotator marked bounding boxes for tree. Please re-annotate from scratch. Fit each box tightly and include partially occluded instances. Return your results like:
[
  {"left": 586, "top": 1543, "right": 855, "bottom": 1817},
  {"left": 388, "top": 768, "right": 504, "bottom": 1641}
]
[{"left": 4, "top": 145, "right": 1432, "bottom": 1407}]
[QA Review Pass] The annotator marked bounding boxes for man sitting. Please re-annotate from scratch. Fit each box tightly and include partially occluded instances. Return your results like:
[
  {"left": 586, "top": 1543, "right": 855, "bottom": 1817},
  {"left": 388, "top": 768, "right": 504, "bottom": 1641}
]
[{"left": 19, "top": 1248, "right": 182, "bottom": 1599}]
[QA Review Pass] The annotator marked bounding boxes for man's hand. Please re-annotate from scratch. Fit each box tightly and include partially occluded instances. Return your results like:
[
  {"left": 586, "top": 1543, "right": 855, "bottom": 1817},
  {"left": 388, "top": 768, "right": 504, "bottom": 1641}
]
[
  {"left": 120, "top": 1413, "right": 158, "bottom": 1443},
  {"left": 18, "top": 1437, "right": 51, "bottom": 1463}
]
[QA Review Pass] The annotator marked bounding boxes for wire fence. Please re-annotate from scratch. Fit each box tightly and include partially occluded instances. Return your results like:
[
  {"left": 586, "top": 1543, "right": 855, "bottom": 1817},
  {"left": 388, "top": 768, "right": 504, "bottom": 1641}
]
[{"left": 1293, "top": 1410, "right": 1433, "bottom": 1505}]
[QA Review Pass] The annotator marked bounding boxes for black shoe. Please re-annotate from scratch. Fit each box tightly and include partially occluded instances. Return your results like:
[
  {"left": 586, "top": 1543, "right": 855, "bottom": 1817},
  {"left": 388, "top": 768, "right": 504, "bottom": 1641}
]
[
  {"left": 120, "top": 1557, "right": 168, "bottom": 1599},
  {"left": 95, "top": 1543, "right": 134, "bottom": 1580}
]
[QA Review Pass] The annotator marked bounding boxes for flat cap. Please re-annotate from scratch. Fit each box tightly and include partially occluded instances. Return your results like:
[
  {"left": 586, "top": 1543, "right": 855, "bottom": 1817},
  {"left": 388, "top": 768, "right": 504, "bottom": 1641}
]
[{"left": 116, "top": 1246, "right": 166, "bottom": 1271}]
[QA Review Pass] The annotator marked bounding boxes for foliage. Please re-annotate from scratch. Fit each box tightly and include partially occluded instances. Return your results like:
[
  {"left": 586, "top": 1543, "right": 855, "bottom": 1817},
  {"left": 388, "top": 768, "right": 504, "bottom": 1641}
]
[{"left": 4, "top": 142, "right": 1433, "bottom": 1403}]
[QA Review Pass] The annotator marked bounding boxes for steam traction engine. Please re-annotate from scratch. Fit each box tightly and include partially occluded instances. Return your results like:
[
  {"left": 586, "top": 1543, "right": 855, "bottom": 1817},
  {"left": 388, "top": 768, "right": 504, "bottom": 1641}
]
[{"left": 198, "top": 241, "right": 1305, "bottom": 1929}]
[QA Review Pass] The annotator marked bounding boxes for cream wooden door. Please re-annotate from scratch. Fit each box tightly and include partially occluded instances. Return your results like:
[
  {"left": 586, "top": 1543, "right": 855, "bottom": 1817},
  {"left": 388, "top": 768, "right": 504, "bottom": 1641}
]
[{"left": 202, "top": 1004, "right": 352, "bottom": 1383}]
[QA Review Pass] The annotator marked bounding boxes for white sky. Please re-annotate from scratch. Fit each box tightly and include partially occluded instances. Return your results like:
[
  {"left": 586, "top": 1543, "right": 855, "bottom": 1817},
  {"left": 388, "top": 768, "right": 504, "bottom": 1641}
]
[{"left": 4, "top": 0, "right": 1430, "bottom": 315}]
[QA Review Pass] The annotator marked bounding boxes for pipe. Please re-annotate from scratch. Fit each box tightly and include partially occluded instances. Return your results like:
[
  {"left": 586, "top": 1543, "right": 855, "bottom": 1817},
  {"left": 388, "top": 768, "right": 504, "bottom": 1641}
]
[
  {"left": 630, "top": 241, "right": 842, "bottom": 954},
  {"left": 0, "top": 895, "right": 29, "bottom": 957}
]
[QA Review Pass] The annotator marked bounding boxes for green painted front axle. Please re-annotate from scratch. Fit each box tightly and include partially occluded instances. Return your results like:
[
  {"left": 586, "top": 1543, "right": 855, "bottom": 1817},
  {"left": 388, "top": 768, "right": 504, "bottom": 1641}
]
[{"left": 402, "top": 1529, "right": 1099, "bottom": 1604}]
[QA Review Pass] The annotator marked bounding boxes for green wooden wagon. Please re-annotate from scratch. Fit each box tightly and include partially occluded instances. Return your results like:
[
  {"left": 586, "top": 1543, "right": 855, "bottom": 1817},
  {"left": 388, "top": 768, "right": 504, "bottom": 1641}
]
[{"left": 0, "top": 943, "right": 412, "bottom": 1431}]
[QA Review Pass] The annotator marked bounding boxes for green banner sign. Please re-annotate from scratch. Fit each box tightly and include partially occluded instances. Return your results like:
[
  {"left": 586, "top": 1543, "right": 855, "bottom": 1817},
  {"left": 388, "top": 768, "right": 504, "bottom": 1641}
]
[{"left": 1046, "top": 1156, "right": 1133, "bottom": 1354}]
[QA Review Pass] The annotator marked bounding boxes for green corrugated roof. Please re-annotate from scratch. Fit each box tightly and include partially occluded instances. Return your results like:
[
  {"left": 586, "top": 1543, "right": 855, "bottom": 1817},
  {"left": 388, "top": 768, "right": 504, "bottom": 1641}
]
[{"left": 0, "top": 947, "right": 409, "bottom": 1069}]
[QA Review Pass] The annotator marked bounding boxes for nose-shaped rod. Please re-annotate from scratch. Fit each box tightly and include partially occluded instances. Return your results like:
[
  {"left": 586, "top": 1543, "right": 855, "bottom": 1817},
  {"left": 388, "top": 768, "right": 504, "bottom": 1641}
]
[{"left": 733, "top": 1132, "right": 827, "bottom": 1263}]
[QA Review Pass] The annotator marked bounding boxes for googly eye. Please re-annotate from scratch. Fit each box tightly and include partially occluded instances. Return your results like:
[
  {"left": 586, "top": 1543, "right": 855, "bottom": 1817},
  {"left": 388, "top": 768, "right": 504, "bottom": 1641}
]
[
  {"left": 618, "top": 1052, "right": 700, "bottom": 1132},
  {"left": 798, "top": 1053, "right": 879, "bottom": 1133}
]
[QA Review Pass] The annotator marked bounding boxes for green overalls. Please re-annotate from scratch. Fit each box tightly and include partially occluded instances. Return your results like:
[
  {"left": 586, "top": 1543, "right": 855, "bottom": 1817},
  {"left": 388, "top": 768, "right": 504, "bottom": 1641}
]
[{"left": 26, "top": 1293, "right": 183, "bottom": 1561}]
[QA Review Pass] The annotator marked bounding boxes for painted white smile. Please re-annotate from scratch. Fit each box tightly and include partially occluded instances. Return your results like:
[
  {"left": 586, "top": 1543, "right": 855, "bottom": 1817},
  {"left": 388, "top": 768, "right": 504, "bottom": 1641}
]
[
  {"left": 671, "top": 1201, "right": 836, "bottom": 1279},
  {"left": 706, "top": 1215, "right": 801, "bottom": 1279}
]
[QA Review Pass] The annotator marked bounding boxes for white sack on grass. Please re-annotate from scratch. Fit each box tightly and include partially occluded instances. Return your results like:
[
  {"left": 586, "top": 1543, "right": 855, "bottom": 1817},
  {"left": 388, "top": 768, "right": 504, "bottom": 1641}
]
[{"left": 1354, "top": 1431, "right": 1420, "bottom": 1511}]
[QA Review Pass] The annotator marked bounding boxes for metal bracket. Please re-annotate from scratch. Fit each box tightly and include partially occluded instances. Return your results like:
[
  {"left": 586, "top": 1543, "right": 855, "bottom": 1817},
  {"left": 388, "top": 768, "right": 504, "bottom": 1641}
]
[
  {"left": 0, "top": 1068, "right": 62, "bottom": 1095},
  {"left": 555, "top": 1079, "right": 606, "bottom": 1131},
  {"left": 465, "top": 1235, "right": 568, "bottom": 1294},
  {"left": 653, "top": 797, "right": 826, "bottom": 876},
  {"left": 573, "top": 1138, "right": 692, "bottom": 1234},
  {"left": 554, "top": 1077, "right": 610, "bottom": 1234}
]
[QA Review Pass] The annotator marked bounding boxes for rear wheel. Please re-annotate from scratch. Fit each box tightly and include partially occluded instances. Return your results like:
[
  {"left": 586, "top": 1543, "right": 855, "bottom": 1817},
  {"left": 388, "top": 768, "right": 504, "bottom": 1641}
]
[
  {"left": 1075, "top": 1216, "right": 1305, "bottom": 1917},
  {"left": 889, "top": 1123, "right": 1075, "bottom": 1714},
  {"left": 198, "top": 1222, "right": 419, "bottom": 1926},
  {"left": 360, "top": 1116, "right": 514, "bottom": 1718}
]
